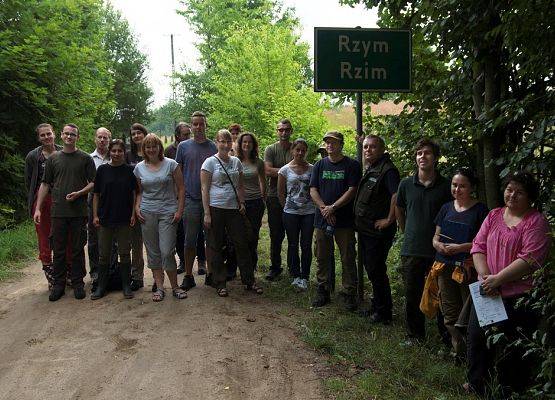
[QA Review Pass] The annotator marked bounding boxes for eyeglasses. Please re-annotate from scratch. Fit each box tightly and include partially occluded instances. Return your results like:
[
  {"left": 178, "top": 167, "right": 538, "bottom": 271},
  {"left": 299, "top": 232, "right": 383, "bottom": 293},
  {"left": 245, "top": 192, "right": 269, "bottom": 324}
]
[{"left": 62, "top": 131, "right": 78, "bottom": 137}]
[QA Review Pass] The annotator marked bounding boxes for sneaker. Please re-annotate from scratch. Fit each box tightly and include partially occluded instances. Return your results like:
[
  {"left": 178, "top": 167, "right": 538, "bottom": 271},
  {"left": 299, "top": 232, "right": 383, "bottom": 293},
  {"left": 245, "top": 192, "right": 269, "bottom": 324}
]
[
  {"left": 291, "top": 277, "right": 301, "bottom": 287},
  {"left": 130, "top": 279, "right": 144, "bottom": 291},
  {"left": 298, "top": 278, "right": 308, "bottom": 291},
  {"left": 338, "top": 292, "right": 358, "bottom": 312},
  {"left": 368, "top": 312, "right": 392, "bottom": 325},
  {"left": 180, "top": 274, "right": 196, "bottom": 290},
  {"left": 49, "top": 287, "right": 65, "bottom": 302},
  {"left": 74, "top": 287, "right": 86, "bottom": 300},
  {"left": 265, "top": 268, "right": 282, "bottom": 281}
]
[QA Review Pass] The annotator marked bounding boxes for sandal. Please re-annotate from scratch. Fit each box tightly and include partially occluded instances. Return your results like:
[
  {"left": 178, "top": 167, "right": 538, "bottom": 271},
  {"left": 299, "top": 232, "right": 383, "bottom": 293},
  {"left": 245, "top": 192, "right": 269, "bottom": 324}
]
[
  {"left": 172, "top": 287, "right": 187, "bottom": 299},
  {"left": 217, "top": 288, "right": 229, "bottom": 297},
  {"left": 152, "top": 288, "right": 165, "bottom": 302},
  {"left": 245, "top": 284, "right": 263, "bottom": 295}
]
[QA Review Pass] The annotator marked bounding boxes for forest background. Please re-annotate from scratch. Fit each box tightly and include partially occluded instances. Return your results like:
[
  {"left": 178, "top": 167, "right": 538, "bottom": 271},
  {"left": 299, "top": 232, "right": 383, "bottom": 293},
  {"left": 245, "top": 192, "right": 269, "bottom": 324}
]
[{"left": 1, "top": 0, "right": 553, "bottom": 397}]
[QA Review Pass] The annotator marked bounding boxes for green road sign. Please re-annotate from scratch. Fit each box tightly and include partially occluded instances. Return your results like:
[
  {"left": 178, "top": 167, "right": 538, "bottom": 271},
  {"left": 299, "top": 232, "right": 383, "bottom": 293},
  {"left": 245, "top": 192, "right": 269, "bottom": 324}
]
[{"left": 314, "top": 27, "right": 412, "bottom": 92}]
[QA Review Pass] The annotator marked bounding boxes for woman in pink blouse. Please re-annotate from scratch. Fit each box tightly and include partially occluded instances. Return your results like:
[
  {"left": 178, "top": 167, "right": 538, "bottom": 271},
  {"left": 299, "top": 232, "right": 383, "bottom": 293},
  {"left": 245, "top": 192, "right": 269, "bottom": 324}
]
[{"left": 465, "top": 171, "right": 551, "bottom": 396}]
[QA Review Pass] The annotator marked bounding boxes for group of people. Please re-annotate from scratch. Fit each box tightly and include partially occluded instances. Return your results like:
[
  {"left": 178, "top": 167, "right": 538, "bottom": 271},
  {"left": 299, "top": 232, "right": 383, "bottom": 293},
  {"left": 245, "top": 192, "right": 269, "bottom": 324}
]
[{"left": 25, "top": 111, "right": 550, "bottom": 397}]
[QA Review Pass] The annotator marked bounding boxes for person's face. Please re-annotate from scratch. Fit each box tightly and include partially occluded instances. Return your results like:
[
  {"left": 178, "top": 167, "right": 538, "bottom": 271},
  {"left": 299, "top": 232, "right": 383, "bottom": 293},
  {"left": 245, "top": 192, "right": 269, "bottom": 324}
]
[
  {"left": 61, "top": 126, "right": 79, "bottom": 145},
  {"left": 131, "top": 129, "right": 145, "bottom": 144},
  {"left": 176, "top": 126, "right": 191, "bottom": 143},
  {"left": 230, "top": 128, "right": 240, "bottom": 142},
  {"left": 451, "top": 174, "right": 473, "bottom": 201},
  {"left": 241, "top": 135, "right": 253, "bottom": 154},
  {"left": 191, "top": 116, "right": 206, "bottom": 135},
  {"left": 292, "top": 143, "right": 307, "bottom": 161},
  {"left": 216, "top": 136, "right": 232, "bottom": 153},
  {"left": 415, "top": 145, "right": 436, "bottom": 171},
  {"left": 109, "top": 144, "right": 125, "bottom": 163},
  {"left": 95, "top": 130, "right": 111, "bottom": 152},
  {"left": 276, "top": 122, "right": 292, "bottom": 141},
  {"left": 144, "top": 142, "right": 159, "bottom": 161},
  {"left": 324, "top": 137, "right": 342, "bottom": 156},
  {"left": 363, "top": 137, "right": 384, "bottom": 164},
  {"left": 37, "top": 126, "right": 54, "bottom": 147},
  {"left": 504, "top": 181, "right": 530, "bottom": 211}
]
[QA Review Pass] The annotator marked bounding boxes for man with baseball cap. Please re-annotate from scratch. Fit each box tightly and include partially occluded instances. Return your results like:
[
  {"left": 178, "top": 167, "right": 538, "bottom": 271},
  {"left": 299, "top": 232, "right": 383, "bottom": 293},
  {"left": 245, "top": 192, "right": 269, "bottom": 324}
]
[{"left": 309, "top": 131, "right": 361, "bottom": 310}]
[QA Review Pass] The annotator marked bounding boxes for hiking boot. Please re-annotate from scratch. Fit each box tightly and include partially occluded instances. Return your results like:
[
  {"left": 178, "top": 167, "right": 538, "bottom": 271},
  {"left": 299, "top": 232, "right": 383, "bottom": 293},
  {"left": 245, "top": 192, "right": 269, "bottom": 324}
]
[
  {"left": 120, "top": 263, "right": 134, "bottom": 299},
  {"left": 205, "top": 273, "right": 214, "bottom": 287},
  {"left": 130, "top": 279, "right": 144, "bottom": 291},
  {"left": 49, "top": 286, "right": 65, "bottom": 302},
  {"left": 74, "top": 287, "right": 86, "bottom": 300},
  {"left": 368, "top": 312, "right": 392, "bottom": 325},
  {"left": 197, "top": 259, "right": 207, "bottom": 275},
  {"left": 180, "top": 274, "right": 196, "bottom": 290},
  {"left": 91, "top": 264, "right": 108, "bottom": 300},
  {"left": 265, "top": 268, "right": 282, "bottom": 281},
  {"left": 312, "top": 286, "right": 330, "bottom": 307}
]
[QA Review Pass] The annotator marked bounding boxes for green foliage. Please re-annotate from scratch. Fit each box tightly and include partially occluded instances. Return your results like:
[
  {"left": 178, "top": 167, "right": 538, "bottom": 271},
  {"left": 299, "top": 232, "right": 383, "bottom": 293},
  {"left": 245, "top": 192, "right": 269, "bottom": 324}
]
[
  {"left": 0, "top": 222, "right": 36, "bottom": 280},
  {"left": 177, "top": 0, "right": 329, "bottom": 149},
  {"left": 0, "top": 136, "right": 26, "bottom": 230}
]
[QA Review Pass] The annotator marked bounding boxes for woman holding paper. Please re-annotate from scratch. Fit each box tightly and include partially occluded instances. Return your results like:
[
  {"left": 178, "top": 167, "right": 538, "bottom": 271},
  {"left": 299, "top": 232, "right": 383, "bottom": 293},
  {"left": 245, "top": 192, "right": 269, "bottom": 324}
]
[
  {"left": 432, "top": 168, "right": 488, "bottom": 359},
  {"left": 464, "top": 171, "right": 551, "bottom": 396}
]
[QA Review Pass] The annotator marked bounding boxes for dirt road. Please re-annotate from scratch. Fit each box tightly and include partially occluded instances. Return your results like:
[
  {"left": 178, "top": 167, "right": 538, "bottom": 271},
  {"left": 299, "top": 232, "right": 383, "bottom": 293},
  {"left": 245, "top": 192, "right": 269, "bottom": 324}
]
[{"left": 0, "top": 262, "right": 325, "bottom": 400}]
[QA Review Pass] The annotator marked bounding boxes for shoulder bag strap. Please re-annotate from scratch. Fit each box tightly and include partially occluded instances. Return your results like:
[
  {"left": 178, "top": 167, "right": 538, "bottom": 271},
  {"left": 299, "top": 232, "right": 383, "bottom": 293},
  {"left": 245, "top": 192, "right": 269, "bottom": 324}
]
[{"left": 213, "top": 156, "right": 240, "bottom": 209}]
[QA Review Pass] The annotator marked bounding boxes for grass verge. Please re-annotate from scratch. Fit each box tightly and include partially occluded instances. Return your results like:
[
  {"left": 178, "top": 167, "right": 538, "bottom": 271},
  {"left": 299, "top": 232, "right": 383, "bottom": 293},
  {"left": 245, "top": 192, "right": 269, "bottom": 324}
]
[
  {"left": 0, "top": 221, "right": 36, "bottom": 281},
  {"left": 258, "top": 223, "right": 472, "bottom": 400}
]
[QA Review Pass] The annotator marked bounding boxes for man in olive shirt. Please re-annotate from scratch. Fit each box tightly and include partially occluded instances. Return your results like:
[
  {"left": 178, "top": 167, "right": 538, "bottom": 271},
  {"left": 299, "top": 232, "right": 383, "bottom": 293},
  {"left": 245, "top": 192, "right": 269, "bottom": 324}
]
[
  {"left": 263, "top": 119, "right": 293, "bottom": 280},
  {"left": 34, "top": 123, "right": 96, "bottom": 301},
  {"left": 395, "top": 138, "right": 452, "bottom": 341}
]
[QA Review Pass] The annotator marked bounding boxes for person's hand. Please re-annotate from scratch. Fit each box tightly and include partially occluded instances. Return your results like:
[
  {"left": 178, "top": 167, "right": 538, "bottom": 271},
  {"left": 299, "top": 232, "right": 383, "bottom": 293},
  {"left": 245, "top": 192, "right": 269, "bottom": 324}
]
[
  {"left": 33, "top": 210, "right": 41, "bottom": 224},
  {"left": 66, "top": 192, "right": 80, "bottom": 202},
  {"left": 135, "top": 208, "right": 145, "bottom": 224},
  {"left": 321, "top": 205, "right": 335, "bottom": 219},
  {"left": 435, "top": 242, "right": 449, "bottom": 255},
  {"left": 326, "top": 214, "right": 336, "bottom": 226},
  {"left": 93, "top": 216, "right": 100, "bottom": 228},
  {"left": 374, "top": 218, "right": 392, "bottom": 231},
  {"left": 203, "top": 214, "right": 211, "bottom": 230},
  {"left": 239, "top": 203, "right": 246, "bottom": 215},
  {"left": 481, "top": 274, "right": 502, "bottom": 296},
  {"left": 444, "top": 243, "right": 461, "bottom": 255},
  {"left": 130, "top": 215, "right": 136, "bottom": 227},
  {"left": 173, "top": 210, "right": 183, "bottom": 224}
]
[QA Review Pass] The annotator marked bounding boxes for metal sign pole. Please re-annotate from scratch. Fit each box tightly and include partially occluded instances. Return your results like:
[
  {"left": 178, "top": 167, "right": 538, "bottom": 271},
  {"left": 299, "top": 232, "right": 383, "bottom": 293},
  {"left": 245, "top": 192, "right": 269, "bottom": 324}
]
[{"left": 356, "top": 92, "right": 364, "bottom": 304}]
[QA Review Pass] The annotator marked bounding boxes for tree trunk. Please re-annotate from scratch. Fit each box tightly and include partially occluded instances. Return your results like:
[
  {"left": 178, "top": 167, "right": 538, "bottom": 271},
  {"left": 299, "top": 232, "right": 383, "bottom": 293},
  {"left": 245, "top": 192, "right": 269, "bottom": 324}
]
[{"left": 472, "top": 59, "right": 487, "bottom": 203}]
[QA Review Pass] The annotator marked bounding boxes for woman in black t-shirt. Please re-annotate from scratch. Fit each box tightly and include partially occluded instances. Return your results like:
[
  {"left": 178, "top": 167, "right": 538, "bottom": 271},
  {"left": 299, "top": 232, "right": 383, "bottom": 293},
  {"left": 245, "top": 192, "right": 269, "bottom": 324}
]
[
  {"left": 91, "top": 139, "right": 137, "bottom": 300},
  {"left": 431, "top": 168, "right": 488, "bottom": 358}
]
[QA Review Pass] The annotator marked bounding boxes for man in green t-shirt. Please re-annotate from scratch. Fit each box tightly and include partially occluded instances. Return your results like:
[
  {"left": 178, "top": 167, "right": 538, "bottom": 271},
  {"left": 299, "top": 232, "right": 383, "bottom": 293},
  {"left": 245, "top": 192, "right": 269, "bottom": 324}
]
[
  {"left": 396, "top": 138, "right": 452, "bottom": 342},
  {"left": 263, "top": 119, "right": 293, "bottom": 280},
  {"left": 34, "top": 123, "right": 96, "bottom": 302}
]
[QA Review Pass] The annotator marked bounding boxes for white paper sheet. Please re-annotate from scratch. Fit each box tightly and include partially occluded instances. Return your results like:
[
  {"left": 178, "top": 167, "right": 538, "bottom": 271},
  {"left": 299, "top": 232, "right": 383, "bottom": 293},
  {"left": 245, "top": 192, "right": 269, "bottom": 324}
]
[{"left": 469, "top": 281, "right": 508, "bottom": 327}]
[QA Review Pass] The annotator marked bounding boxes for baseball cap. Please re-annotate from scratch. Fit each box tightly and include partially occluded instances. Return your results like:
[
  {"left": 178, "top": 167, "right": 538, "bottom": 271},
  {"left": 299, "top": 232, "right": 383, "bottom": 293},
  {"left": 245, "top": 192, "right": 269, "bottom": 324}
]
[{"left": 323, "top": 131, "right": 344, "bottom": 143}]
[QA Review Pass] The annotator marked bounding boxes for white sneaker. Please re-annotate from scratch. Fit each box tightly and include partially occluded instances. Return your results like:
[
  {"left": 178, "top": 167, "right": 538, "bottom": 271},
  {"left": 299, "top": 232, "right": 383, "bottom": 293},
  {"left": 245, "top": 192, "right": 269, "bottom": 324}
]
[
  {"left": 291, "top": 277, "right": 300, "bottom": 287},
  {"left": 298, "top": 278, "right": 308, "bottom": 291}
]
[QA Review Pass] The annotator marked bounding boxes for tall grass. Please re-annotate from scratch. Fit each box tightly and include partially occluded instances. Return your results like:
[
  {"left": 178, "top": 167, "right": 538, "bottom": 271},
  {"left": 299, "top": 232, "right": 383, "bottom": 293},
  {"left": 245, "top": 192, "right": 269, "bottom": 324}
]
[{"left": 0, "top": 221, "right": 36, "bottom": 280}]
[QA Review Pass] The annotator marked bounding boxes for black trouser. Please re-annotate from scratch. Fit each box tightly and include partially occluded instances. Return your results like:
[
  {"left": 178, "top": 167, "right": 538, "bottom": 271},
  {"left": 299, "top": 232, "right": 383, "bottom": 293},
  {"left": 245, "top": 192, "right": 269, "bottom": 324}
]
[
  {"left": 360, "top": 232, "right": 393, "bottom": 319},
  {"left": 87, "top": 194, "right": 118, "bottom": 279},
  {"left": 467, "top": 296, "right": 539, "bottom": 396},
  {"left": 196, "top": 230, "right": 206, "bottom": 263},
  {"left": 52, "top": 216, "right": 87, "bottom": 289},
  {"left": 400, "top": 256, "right": 433, "bottom": 338},
  {"left": 226, "top": 198, "right": 265, "bottom": 278},
  {"left": 175, "top": 213, "right": 185, "bottom": 264},
  {"left": 266, "top": 196, "right": 285, "bottom": 272},
  {"left": 207, "top": 207, "right": 254, "bottom": 289}
]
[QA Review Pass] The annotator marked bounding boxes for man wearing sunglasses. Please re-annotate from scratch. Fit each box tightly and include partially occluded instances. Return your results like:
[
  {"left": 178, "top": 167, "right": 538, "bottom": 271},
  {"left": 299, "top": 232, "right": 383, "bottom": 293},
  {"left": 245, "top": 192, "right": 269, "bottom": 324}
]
[
  {"left": 263, "top": 119, "right": 293, "bottom": 281},
  {"left": 33, "top": 124, "right": 96, "bottom": 301}
]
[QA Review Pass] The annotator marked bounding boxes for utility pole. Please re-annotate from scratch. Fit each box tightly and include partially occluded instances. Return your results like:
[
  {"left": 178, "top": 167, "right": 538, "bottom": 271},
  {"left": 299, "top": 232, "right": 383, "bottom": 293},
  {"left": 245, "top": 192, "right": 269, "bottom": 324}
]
[{"left": 170, "top": 34, "right": 177, "bottom": 130}]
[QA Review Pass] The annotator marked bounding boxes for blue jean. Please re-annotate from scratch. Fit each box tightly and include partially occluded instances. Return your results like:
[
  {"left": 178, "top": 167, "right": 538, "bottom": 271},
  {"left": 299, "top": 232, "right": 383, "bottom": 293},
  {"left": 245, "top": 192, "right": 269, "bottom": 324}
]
[{"left": 282, "top": 212, "right": 314, "bottom": 280}]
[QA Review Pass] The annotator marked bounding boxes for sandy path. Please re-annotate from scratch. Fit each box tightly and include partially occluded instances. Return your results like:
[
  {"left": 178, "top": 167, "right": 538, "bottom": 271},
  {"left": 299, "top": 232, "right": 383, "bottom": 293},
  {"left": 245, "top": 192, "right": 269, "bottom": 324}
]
[{"left": 0, "top": 262, "right": 325, "bottom": 400}]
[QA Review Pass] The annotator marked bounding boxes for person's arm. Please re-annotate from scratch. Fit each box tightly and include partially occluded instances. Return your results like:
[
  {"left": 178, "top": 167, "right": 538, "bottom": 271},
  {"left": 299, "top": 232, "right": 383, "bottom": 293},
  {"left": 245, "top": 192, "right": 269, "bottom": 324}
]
[
  {"left": 33, "top": 183, "right": 50, "bottom": 224},
  {"left": 66, "top": 182, "right": 94, "bottom": 202},
  {"left": 130, "top": 191, "right": 136, "bottom": 227},
  {"left": 134, "top": 178, "right": 144, "bottom": 223},
  {"left": 396, "top": 205, "right": 406, "bottom": 232},
  {"left": 237, "top": 171, "right": 246, "bottom": 214},
  {"left": 172, "top": 165, "right": 185, "bottom": 223},
  {"left": 200, "top": 170, "right": 212, "bottom": 229},
  {"left": 432, "top": 225, "right": 449, "bottom": 254},
  {"left": 326, "top": 186, "right": 357, "bottom": 214},
  {"left": 375, "top": 193, "right": 397, "bottom": 230},
  {"left": 92, "top": 193, "right": 100, "bottom": 228},
  {"left": 258, "top": 161, "right": 267, "bottom": 199},
  {"left": 264, "top": 161, "right": 280, "bottom": 178},
  {"left": 277, "top": 172, "right": 287, "bottom": 208},
  {"left": 480, "top": 257, "right": 532, "bottom": 296},
  {"left": 24, "top": 152, "right": 33, "bottom": 191}
]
